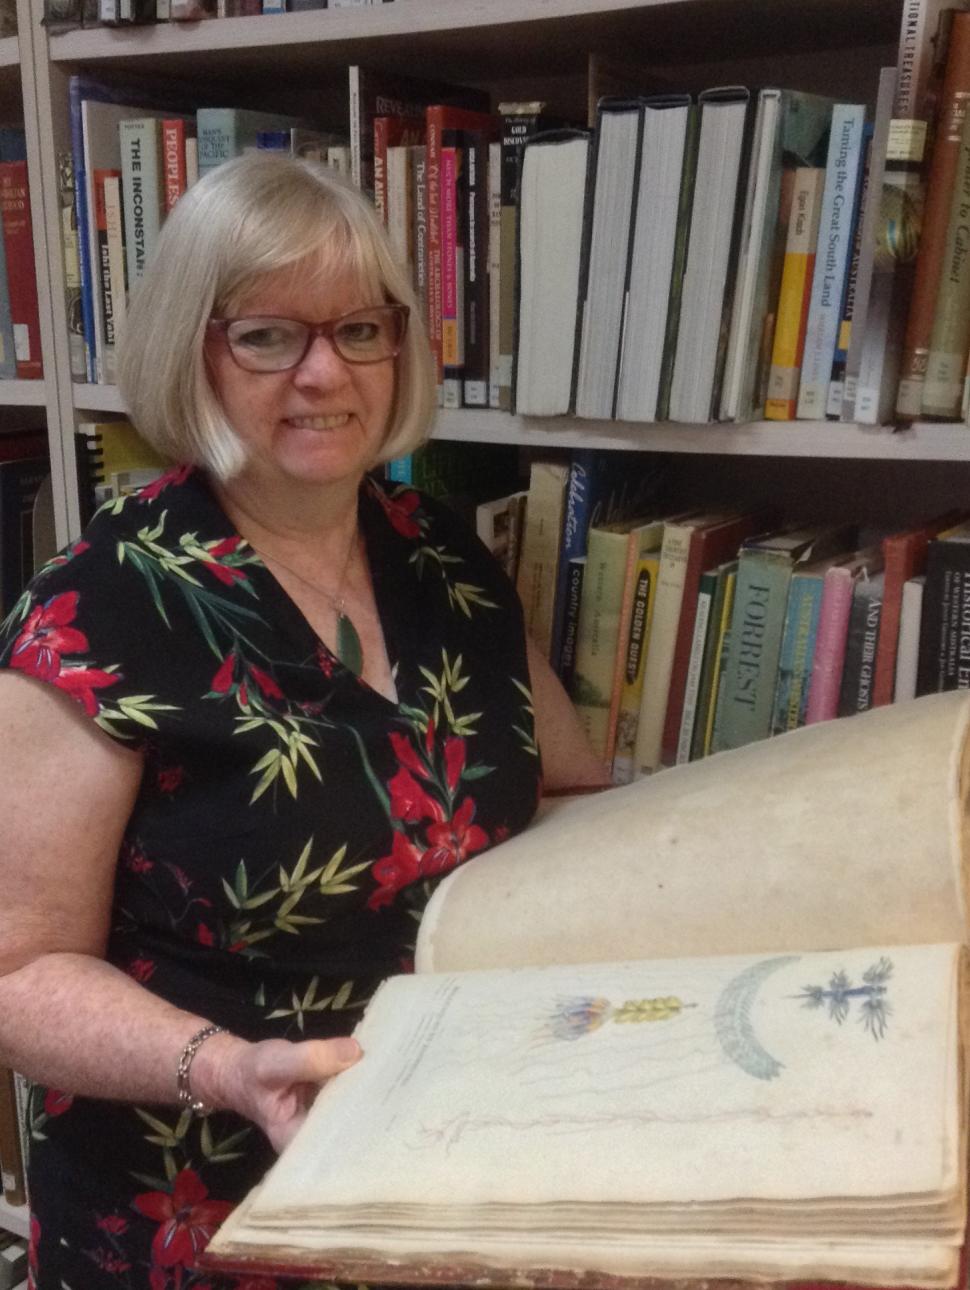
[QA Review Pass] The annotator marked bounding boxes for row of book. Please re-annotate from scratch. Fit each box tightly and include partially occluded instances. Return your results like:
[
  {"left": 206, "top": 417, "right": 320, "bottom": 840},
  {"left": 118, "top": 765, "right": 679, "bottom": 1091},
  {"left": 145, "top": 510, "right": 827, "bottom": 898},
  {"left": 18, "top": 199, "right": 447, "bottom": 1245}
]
[
  {"left": 505, "top": 450, "right": 970, "bottom": 782},
  {"left": 47, "top": 0, "right": 389, "bottom": 28},
  {"left": 63, "top": 100, "right": 351, "bottom": 384},
  {"left": 62, "top": 64, "right": 505, "bottom": 387}
]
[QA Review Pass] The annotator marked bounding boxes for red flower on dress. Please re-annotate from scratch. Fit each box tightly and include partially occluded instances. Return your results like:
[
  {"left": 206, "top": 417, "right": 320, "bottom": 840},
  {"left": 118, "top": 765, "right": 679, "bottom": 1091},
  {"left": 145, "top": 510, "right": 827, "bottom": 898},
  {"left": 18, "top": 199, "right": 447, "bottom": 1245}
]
[
  {"left": 49, "top": 538, "right": 90, "bottom": 567},
  {"left": 388, "top": 766, "right": 443, "bottom": 825},
  {"left": 422, "top": 798, "right": 488, "bottom": 876},
  {"left": 388, "top": 731, "right": 429, "bottom": 779},
  {"left": 27, "top": 1213, "right": 39, "bottom": 1281},
  {"left": 249, "top": 664, "right": 283, "bottom": 700},
  {"left": 368, "top": 831, "right": 423, "bottom": 910},
  {"left": 374, "top": 487, "right": 423, "bottom": 538},
  {"left": 138, "top": 465, "right": 193, "bottom": 501},
  {"left": 123, "top": 842, "right": 154, "bottom": 874},
  {"left": 443, "top": 736, "right": 466, "bottom": 791},
  {"left": 43, "top": 1088, "right": 73, "bottom": 1117},
  {"left": 316, "top": 643, "right": 335, "bottom": 678},
  {"left": 156, "top": 765, "right": 184, "bottom": 794},
  {"left": 10, "top": 592, "right": 88, "bottom": 680},
  {"left": 132, "top": 1168, "right": 233, "bottom": 1269},
  {"left": 51, "top": 665, "right": 121, "bottom": 716},
  {"left": 127, "top": 957, "right": 156, "bottom": 983},
  {"left": 96, "top": 1215, "right": 129, "bottom": 1235},
  {"left": 211, "top": 652, "right": 235, "bottom": 694},
  {"left": 86, "top": 1247, "right": 131, "bottom": 1273},
  {"left": 196, "top": 923, "right": 214, "bottom": 947},
  {"left": 204, "top": 560, "right": 246, "bottom": 586}
]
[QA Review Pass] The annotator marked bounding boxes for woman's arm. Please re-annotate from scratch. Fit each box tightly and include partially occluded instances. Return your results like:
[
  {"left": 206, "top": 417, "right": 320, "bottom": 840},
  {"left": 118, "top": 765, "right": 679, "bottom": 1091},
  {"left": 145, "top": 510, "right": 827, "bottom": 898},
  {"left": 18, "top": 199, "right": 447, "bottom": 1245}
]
[
  {"left": 0, "top": 673, "right": 359, "bottom": 1150},
  {"left": 526, "top": 636, "right": 612, "bottom": 793}
]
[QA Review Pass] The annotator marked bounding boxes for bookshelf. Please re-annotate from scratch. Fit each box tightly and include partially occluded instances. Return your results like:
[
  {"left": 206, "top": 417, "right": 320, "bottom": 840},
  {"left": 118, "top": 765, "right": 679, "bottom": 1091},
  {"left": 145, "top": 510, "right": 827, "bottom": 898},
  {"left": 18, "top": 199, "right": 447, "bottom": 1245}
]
[{"left": 0, "top": 0, "right": 965, "bottom": 1257}]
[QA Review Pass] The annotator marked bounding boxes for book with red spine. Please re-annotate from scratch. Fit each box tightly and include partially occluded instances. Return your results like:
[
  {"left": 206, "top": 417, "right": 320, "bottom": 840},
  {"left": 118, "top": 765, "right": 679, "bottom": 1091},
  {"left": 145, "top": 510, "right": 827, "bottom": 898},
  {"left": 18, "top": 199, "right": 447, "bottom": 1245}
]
[
  {"left": 872, "top": 511, "right": 964, "bottom": 707},
  {"left": 0, "top": 161, "right": 42, "bottom": 380},
  {"left": 373, "top": 115, "right": 423, "bottom": 226},
  {"left": 659, "top": 511, "right": 765, "bottom": 766},
  {"left": 162, "top": 118, "right": 193, "bottom": 214}
]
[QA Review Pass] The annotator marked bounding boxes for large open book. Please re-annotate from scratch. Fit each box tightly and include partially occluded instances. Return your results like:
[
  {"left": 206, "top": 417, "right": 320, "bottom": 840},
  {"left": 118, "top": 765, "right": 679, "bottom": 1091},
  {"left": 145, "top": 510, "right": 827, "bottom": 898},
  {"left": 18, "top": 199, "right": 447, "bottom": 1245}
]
[{"left": 204, "top": 693, "right": 970, "bottom": 1289}]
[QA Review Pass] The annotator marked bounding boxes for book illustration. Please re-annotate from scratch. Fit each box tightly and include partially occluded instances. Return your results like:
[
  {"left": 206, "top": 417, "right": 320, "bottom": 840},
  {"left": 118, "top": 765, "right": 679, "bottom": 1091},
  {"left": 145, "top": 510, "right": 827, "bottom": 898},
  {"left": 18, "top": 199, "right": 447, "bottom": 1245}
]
[
  {"left": 795, "top": 955, "right": 892, "bottom": 1039},
  {"left": 713, "top": 954, "right": 796, "bottom": 1079},
  {"left": 548, "top": 993, "right": 695, "bottom": 1040}
]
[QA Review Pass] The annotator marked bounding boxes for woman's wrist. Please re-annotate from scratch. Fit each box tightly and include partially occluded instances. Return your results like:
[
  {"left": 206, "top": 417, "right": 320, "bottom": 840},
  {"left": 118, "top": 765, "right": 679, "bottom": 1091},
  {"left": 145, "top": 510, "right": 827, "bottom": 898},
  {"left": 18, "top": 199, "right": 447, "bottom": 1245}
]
[{"left": 176, "top": 1024, "right": 248, "bottom": 1113}]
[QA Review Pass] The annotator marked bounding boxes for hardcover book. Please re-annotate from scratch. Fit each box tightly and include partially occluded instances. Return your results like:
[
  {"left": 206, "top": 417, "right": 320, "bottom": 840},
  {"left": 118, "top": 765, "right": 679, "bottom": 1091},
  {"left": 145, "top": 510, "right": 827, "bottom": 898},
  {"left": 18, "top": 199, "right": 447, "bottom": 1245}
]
[
  {"left": 0, "top": 161, "right": 42, "bottom": 381},
  {"left": 207, "top": 694, "right": 970, "bottom": 1290}
]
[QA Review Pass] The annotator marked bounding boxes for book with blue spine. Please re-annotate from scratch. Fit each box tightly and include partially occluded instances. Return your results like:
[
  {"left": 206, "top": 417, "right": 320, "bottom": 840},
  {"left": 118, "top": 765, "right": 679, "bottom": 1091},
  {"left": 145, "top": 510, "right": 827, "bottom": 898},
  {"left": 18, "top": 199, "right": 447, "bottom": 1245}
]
[{"left": 795, "top": 102, "right": 867, "bottom": 418}]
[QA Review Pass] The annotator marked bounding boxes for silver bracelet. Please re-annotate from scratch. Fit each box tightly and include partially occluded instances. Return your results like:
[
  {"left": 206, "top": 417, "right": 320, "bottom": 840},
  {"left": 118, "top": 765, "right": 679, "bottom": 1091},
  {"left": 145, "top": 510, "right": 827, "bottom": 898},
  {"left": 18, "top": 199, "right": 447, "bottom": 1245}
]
[{"left": 176, "top": 1024, "right": 225, "bottom": 1115}]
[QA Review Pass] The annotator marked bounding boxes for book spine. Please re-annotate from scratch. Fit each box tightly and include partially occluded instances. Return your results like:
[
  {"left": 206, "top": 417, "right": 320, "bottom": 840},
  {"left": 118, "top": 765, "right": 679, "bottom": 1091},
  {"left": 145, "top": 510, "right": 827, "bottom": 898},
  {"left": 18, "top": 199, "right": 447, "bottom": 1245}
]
[
  {"left": 549, "top": 451, "right": 595, "bottom": 677},
  {"left": 440, "top": 136, "right": 463, "bottom": 409},
  {"left": 462, "top": 131, "right": 489, "bottom": 408},
  {"left": 385, "top": 145, "right": 412, "bottom": 274},
  {"left": 771, "top": 573, "right": 824, "bottom": 735},
  {"left": 895, "top": 574, "right": 926, "bottom": 701},
  {"left": 69, "top": 79, "right": 96, "bottom": 383},
  {"left": 872, "top": 530, "right": 930, "bottom": 706},
  {"left": 119, "top": 119, "right": 164, "bottom": 290},
  {"left": 196, "top": 109, "right": 237, "bottom": 176},
  {"left": 103, "top": 174, "right": 127, "bottom": 368},
  {"left": 515, "top": 460, "right": 569, "bottom": 659},
  {"left": 655, "top": 103, "right": 700, "bottom": 422},
  {"left": 897, "top": 11, "right": 970, "bottom": 418},
  {"left": 805, "top": 566, "right": 854, "bottom": 722},
  {"left": 56, "top": 150, "right": 87, "bottom": 382},
  {"left": 765, "top": 167, "right": 825, "bottom": 419},
  {"left": 825, "top": 124, "right": 873, "bottom": 419},
  {"left": 0, "top": 173, "right": 17, "bottom": 381},
  {"left": 412, "top": 147, "right": 428, "bottom": 322},
  {"left": 611, "top": 553, "right": 659, "bottom": 784},
  {"left": 161, "top": 118, "right": 188, "bottom": 213},
  {"left": 425, "top": 108, "right": 444, "bottom": 402},
  {"left": 690, "top": 562, "right": 734, "bottom": 761},
  {"left": 570, "top": 529, "right": 629, "bottom": 762},
  {"left": 487, "top": 139, "right": 501, "bottom": 409},
  {"left": 837, "top": 573, "right": 884, "bottom": 715},
  {"left": 916, "top": 540, "right": 970, "bottom": 693},
  {"left": 634, "top": 522, "right": 692, "bottom": 774},
  {"left": 92, "top": 169, "right": 119, "bottom": 383},
  {"left": 676, "top": 580, "right": 713, "bottom": 764},
  {"left": 796, "top": 104, "right": 867, "bottom": 419},
  {"left": 498, "top": 111, "right": 544, "bottom": 413},
  {"left": 921, "top": 105, "right": 970, "bottom": 416},
  {"left": 557, "top": 556, "right": 585, "bottom": 696},
  {"left": 373, "top": 115, "right": 390, "bottom": 224},
  {"left": 185, "top": 137, "right": 199, "bottom": 188},
  {"left": 712, "top": 550, "right": 794, "bottom": 751},
  {"left": 0, "top": 162, "right": 42, "bottom": 380}
]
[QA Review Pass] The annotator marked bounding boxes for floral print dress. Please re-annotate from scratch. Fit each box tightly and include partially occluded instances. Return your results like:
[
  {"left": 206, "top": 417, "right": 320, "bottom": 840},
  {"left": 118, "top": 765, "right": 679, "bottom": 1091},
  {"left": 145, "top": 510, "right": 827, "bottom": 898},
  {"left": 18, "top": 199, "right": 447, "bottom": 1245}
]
[{"left": 0, "top": 467, "right": 541, "bottom": 1290}]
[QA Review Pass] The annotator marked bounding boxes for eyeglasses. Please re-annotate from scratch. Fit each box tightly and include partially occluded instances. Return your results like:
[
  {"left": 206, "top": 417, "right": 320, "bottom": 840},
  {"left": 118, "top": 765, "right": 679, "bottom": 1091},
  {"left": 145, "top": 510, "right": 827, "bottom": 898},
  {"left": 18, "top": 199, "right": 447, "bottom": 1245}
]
[{"left": 207, "top": 304, "right": 409, "bottom": 372}]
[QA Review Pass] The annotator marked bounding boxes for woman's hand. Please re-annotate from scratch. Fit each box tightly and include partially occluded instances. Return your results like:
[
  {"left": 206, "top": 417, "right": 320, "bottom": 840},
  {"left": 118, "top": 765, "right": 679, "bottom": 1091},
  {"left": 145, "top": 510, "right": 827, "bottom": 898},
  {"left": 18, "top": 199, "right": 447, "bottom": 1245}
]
[{"left": 192, "top": 1032, "right": 362, "bottom": 1151}]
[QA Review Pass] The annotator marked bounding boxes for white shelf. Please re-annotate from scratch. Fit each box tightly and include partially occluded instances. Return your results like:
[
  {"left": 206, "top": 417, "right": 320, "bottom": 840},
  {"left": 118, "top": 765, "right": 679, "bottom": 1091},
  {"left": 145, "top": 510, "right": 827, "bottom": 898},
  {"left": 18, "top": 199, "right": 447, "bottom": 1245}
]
[
  {"left": 0, "top": 36, "right": 20, "bottom": 68},
  {"left": 0, "top": 379, "right": 46, "bottom": 407},
  {"left": 436, "top": 411, "right": 970, "bottom": 461},
  {"left": 0, "top": 1197, "right": 29, "bottom": 1240},
  {"left": 70, "top": 386, "right": 970, "bottom": 460}
]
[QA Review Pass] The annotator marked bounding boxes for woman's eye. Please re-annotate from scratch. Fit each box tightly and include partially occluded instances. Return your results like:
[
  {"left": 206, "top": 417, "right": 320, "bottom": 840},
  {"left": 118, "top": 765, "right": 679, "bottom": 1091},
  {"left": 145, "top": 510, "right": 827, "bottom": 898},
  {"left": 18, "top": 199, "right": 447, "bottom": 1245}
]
[
  {"left": 237, "top": 326, "right": 294, "bottom": 349},
  {"left": 338, "top": 322, "right": 379, "bottom": 345}
]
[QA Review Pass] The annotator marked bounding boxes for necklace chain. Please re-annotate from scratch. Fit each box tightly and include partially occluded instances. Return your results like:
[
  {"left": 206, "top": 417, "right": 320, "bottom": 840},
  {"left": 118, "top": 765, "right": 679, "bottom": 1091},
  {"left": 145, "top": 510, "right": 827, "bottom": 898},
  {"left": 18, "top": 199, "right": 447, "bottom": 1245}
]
[{"left": 246, "top": 523, "right": 365, "bottom": 676}]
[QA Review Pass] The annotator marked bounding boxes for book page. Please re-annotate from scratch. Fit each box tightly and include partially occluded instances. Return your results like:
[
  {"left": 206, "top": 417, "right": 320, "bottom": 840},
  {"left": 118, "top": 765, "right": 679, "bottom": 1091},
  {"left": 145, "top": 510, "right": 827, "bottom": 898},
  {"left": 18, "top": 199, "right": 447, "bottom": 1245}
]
[
  {"left": 250, "top": 943, "right": 962, "bottom": 1221},
  {"left": 417, "top": 693, "right": 970, "bottom": 973}
]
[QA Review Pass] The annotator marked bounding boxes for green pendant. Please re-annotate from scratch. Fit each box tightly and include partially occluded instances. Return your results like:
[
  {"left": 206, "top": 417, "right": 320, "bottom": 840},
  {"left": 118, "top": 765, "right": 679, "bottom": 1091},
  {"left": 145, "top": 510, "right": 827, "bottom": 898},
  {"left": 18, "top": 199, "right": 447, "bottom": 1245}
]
[{"left": 336, "top": 612, "right": 364, "bottom": 676}]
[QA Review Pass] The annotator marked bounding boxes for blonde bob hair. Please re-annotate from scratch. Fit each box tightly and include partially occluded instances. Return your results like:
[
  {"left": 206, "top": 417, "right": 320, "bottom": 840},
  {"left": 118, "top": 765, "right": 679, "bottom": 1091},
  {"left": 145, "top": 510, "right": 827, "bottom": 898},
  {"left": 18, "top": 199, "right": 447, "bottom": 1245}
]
[{"left": 118, "top": 150, "right": 436, "bottom": 481}]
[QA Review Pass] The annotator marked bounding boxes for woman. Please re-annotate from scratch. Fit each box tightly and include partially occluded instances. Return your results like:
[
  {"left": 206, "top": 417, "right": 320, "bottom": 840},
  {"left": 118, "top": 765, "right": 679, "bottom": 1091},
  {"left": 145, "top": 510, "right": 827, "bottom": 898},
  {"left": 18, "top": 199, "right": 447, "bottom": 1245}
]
[{"left": 0, "top": 152, "right": 607, "bottom": 1289}]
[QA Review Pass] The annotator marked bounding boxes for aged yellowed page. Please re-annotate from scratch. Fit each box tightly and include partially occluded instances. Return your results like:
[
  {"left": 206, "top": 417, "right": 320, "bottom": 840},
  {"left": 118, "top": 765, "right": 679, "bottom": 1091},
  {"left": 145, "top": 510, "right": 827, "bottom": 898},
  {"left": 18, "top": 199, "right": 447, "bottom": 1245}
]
[
  {"left": 417, "top": 693, "right": 970, "bottom": 974},
  {"left": 208, "top": 942, "right": 964, "bottom": 1288}
]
